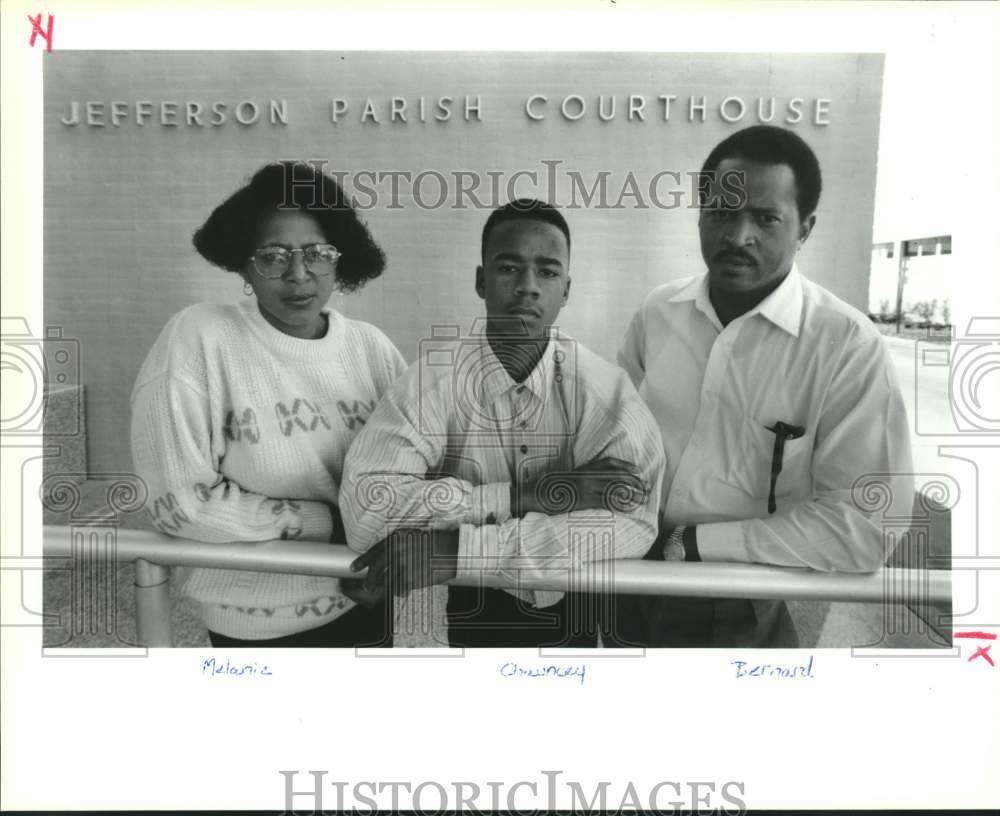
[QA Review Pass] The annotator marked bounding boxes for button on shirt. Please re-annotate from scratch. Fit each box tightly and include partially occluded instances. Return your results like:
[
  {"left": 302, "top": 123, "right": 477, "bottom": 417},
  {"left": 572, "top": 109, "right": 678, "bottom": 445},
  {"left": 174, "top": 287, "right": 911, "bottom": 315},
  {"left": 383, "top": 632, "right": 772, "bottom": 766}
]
[
  {"left": 618, "top": 267, "right": 914, "bottom": 572},
  {"left": 341, "top": 325, "right": 665, "bottom": 609}
]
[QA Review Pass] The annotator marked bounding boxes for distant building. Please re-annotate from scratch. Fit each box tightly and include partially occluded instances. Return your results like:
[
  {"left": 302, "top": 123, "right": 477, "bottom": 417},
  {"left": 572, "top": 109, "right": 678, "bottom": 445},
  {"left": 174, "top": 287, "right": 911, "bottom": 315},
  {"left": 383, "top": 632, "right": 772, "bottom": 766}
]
[{"left": 869, "top": 234, "right": 952, "bottom": 323}]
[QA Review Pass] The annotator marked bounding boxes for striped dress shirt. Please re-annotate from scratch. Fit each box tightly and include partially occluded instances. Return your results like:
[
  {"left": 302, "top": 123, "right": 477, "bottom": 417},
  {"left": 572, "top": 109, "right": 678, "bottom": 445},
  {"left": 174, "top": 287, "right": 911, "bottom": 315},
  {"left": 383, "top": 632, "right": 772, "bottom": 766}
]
[{"left": 341, "top": 321, "right": 665, "bottom": 609}]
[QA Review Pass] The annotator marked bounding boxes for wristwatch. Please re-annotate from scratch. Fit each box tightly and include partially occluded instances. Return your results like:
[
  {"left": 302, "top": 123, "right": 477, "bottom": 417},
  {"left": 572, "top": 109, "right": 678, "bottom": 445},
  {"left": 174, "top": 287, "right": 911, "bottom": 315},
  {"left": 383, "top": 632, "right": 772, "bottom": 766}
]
[{"left": 662, "top": 526, "right": 687, "bottom": 562}]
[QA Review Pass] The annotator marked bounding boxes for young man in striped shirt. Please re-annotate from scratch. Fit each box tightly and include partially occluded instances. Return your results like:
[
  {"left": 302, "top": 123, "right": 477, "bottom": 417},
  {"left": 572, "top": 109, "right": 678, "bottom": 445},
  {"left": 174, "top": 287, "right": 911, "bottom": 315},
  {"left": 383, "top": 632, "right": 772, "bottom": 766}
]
[{"left": 341, "top": 199, "right": 664, "bottom": 647}]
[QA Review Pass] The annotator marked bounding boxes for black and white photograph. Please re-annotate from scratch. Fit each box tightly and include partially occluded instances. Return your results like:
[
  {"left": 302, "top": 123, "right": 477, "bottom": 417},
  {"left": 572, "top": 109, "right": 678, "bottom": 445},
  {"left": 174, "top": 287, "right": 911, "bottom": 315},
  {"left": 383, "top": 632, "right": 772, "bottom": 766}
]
[
  {"left": 38, "top": 49, "right": 952, "bottom": 650},
  {"left": 3, "top": 1, "right": 997, "bottom": 812}
]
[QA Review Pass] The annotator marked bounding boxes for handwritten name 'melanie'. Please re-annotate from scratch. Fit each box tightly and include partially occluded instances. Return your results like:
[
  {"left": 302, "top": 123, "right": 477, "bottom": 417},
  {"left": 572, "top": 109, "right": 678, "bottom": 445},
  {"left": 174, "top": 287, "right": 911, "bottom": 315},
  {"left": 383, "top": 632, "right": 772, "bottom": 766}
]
[
  {"left": 500, "top": 662, "right": 586, "bottom": 686},
  {"left": 201, "top": 657, "right": 272, "bottom": 677},
  {"left": 732, "top": 655, "right": 815, "bottom": 679}
]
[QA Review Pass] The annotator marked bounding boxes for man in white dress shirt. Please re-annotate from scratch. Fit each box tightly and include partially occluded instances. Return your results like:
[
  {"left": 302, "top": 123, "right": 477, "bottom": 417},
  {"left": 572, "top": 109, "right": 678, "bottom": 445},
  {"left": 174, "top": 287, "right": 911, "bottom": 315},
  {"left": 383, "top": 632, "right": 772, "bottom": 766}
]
[
  {"left": 342, "top": 199, "right": 664, "bottom": 647},
  {"left": 611, "top": 125, "right": 914, "bottom": 647}
]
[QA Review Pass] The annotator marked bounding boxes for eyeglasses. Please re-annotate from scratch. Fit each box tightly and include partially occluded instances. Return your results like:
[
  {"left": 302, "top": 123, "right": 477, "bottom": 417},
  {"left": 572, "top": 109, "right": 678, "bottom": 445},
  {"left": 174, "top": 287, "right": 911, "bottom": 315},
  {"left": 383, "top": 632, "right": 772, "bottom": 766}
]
[{"left": 250, "top": 244, "right": 341, "bottom": 279}]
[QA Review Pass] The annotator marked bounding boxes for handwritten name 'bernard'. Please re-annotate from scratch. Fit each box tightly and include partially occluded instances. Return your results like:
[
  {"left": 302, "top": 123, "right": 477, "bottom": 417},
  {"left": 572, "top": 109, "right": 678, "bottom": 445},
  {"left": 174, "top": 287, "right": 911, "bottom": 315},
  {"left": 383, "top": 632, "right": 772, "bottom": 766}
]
[{"left": 732, "top": 655, "right": 815, "bottom": 679}]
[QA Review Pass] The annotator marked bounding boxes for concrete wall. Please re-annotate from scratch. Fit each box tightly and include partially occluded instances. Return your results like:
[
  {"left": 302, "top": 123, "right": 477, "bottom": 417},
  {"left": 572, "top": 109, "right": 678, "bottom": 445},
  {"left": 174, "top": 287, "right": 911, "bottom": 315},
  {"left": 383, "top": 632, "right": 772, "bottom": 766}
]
[{"left": 43, "top": 52, "right": 884, "bottom": 473}]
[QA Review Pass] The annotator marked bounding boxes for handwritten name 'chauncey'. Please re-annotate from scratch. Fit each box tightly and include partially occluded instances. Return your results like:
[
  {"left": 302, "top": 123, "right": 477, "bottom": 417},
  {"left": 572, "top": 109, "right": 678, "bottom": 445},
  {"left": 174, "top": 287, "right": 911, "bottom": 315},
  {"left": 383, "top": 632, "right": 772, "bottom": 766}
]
[
  {"left": 202, "top": 657, "right": 272, "bottom": 677},
  {"left": 732, "top": 655, "right": 815, "bottom": 679},
  {"left": 499, "top": 662, "right": 586, "bottom": 686}
]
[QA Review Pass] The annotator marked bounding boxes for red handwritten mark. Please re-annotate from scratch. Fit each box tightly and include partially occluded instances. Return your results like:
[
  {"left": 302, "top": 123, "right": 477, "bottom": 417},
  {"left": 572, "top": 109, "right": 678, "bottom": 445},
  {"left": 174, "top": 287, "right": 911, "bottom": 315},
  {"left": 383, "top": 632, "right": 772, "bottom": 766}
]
[
  {"left": 27, "top": 13, "right": 54, "bottom": 52},
  {"left": 955, "top": 631, "right": 997, "bottom": 640},
  {"left": 968, "top": 645, "right": 994, "bottom": 667}
]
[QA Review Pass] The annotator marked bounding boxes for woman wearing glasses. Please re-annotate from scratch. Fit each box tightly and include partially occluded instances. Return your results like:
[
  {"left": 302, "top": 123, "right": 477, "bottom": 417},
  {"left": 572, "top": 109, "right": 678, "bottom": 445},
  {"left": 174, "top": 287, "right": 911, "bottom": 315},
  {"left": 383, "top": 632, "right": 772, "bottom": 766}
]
[{"left": 130, "top": 162, "right": 406, "bottom": 647}]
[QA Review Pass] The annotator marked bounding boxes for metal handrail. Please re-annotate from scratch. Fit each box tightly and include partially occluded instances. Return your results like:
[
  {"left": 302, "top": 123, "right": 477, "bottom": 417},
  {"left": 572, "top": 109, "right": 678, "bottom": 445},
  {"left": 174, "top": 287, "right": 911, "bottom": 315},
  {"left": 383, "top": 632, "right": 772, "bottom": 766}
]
[{"left": 43, "top": 525, "right": 951, "bottom": 647}]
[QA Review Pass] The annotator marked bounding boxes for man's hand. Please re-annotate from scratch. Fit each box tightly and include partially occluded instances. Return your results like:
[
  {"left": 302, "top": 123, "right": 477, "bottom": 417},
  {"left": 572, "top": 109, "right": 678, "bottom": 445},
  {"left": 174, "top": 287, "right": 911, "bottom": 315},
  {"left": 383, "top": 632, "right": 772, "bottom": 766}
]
[
  {"left": 340, "top": 575, "right": 387, "bottom": 609},
  {"left": 512, "top": 456, "right": 648, "bottom": 517},
  {"left": 349, "top": 528, "right": 460, "bottom": 597}
]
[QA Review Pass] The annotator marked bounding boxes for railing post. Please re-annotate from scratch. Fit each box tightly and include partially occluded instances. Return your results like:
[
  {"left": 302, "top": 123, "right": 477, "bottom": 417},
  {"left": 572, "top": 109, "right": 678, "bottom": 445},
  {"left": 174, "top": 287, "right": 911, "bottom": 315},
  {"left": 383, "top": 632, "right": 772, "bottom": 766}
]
[{"left": 134, "top": 558, "right": 172, "bottom": 647}]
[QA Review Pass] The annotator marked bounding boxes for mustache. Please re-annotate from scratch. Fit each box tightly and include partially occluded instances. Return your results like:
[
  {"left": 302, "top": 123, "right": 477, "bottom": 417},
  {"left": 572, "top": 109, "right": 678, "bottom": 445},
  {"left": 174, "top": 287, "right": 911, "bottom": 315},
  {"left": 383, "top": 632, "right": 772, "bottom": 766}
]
[{"left": 715, "top": 248, "right": 757, "bottom": 265}]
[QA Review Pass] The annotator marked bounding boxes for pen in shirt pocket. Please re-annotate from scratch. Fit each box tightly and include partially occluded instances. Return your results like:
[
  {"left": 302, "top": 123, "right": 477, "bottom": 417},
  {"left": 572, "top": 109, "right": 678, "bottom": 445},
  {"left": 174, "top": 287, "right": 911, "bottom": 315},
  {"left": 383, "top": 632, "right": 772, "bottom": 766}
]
[{"left": 765, "top": 421, "right": 806, "bottom": 514}]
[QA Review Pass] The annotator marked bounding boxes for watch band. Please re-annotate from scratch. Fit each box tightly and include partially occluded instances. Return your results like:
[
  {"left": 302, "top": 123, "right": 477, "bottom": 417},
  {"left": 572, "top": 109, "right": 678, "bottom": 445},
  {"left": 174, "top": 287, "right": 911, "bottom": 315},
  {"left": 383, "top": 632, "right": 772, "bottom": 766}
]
[
  {"left": 667, "top": 526, "right": 686, "bottom": 549},
  {"left": 662, "top": 525, "right": 687, "bottom": 561},
  {"left": 661, "top": 525, "right": 701, "bottom": 562}
]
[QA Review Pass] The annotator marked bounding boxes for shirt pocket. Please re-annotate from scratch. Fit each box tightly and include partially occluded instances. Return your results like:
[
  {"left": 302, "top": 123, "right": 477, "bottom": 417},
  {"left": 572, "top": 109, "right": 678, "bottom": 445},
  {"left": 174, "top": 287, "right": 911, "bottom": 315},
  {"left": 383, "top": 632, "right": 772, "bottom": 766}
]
[{"left": 729, "top": 416, "right": 813, "bottom": 502}]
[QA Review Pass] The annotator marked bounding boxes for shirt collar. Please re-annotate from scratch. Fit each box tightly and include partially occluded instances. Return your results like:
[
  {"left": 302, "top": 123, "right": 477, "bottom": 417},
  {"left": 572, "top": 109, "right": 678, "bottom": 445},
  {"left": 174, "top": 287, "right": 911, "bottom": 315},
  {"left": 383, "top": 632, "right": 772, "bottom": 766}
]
[
  {"left": 474, "top": 330, "right": 559, "bottom": 405},
  {"left": 675, "top": 265, "right": 804, "bottom": 337},
  {"left": 666, "top": 276, "right": 704, "bottom": 304},
  {"left": 752, "top": 265, "right": 803, "bottom": 337}
]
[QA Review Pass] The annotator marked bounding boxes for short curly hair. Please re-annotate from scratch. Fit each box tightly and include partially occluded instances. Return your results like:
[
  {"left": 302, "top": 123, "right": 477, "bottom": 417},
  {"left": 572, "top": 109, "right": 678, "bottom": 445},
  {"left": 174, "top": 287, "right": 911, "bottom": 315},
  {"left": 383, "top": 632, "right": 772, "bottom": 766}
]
[
  {"left": 699, "top": 125, "right": 822, "bottom": 220},
  {"left": 192, "top": 162, "right": 386, "bottom": 293},
  {"left": 480, "top": 198, "right": 571, "bottom": 262}
]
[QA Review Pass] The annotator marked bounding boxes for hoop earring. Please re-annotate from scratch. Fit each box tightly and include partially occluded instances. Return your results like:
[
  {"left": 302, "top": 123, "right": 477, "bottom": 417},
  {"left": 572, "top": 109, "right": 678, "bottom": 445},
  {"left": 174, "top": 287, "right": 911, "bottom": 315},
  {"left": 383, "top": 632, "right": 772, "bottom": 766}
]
[{"left": 243, "top": 281, "right": 254, "bottom": 297}]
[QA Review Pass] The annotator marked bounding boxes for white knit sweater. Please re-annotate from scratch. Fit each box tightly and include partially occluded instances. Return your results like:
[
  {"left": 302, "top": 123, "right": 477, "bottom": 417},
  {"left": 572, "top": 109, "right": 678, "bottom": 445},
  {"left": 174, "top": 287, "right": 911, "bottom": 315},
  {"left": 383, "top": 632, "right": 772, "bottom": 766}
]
[{"left": 130, "top": 299, "right": 406, "bottom": 638}]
